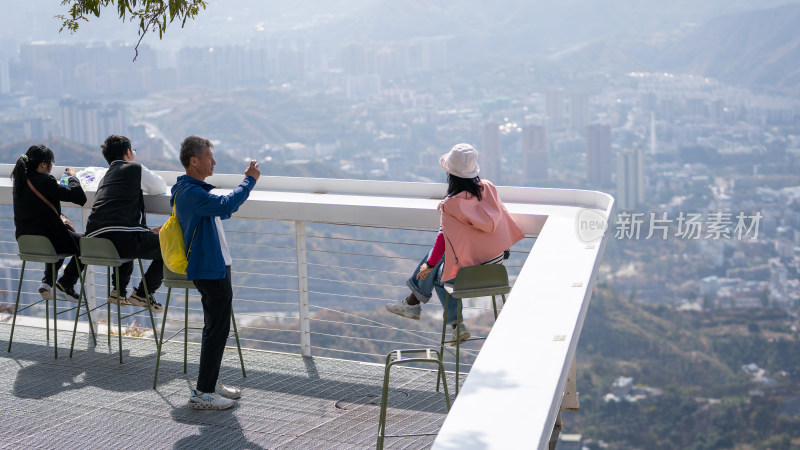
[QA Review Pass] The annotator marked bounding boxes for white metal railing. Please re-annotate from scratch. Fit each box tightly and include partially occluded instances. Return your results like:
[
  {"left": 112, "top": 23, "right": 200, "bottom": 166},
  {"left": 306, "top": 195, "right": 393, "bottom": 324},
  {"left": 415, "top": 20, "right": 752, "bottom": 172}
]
[
  {"left": 0, "top": 165, "right": 612, "bottom": 449},
  {"left": 0, "top": 206, "right": 526, "bottom": 370}
]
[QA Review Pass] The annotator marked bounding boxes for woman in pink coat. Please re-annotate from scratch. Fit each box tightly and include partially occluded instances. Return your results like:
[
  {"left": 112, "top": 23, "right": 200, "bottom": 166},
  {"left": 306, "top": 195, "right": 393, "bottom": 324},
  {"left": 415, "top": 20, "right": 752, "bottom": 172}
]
[{"left": 386, "top": 143, "right": 524, "bottom": 344}]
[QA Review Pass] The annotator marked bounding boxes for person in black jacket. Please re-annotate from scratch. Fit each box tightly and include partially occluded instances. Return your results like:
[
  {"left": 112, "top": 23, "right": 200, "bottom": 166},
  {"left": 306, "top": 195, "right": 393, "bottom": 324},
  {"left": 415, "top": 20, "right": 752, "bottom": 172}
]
[
  {"left": 85, "top": 135, "right": 167, "bottom": 312},
  {"left": 12, "top": 145, "right": 87, "bottom": 302}
]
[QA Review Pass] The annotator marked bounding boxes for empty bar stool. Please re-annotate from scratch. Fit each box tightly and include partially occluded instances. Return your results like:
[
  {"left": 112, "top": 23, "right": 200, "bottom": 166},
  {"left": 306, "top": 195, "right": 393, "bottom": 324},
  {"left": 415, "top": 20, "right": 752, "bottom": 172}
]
[
  {"left": 73, "top": 237, "right": 158, "bottom": 363},
  {"left": 153, "top": 264, "right": 246, "bottom": 389},
  {"left": 438, "top": 264, "right": 511, "bottom": 395},
  {"left": 8, "top": 235, "right": 90, "bottom": 358},
  {"left": 376, "top": 348, "right": 450, "bottom": 450}
]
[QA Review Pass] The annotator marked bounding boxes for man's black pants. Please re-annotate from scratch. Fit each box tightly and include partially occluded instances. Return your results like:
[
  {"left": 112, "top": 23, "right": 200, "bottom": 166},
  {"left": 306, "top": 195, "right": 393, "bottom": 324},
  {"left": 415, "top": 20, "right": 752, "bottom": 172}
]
[
  {"left": 103, "top": 231, "right": 164, "bottom": 296},
  {"left": 193, "top": 266, "right": 233, "bottom": 393}
]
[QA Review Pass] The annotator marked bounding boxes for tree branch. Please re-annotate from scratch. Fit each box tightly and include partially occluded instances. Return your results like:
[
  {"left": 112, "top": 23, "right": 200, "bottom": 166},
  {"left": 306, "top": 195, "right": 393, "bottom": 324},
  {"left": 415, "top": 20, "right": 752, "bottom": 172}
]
[{"left": 57, "top": 0, "right": 207, "bottom": 62}]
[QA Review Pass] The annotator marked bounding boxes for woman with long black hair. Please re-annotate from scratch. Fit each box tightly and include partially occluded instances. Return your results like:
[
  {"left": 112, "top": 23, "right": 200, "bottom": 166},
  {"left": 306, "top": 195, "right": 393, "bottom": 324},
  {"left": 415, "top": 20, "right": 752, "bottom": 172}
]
[
  {"left": 11, "top": 145, "right": 87, "bottom": 302},
  {"left": 385, "top": 143, "right": 524, "bottom": 344}
]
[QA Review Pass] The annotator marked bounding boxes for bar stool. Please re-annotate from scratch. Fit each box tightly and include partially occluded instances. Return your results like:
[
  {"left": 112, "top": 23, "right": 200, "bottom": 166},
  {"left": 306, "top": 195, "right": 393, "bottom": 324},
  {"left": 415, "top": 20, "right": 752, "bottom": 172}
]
[
  {"left": 72, "top": 237, "right": 158, "bottom": 364},
  {"left": 376, "top": 348, "right": 450, "bottom": 450},
  {"left": 7, "top": 235, "right": 91, "bottom": 358},
  {"left": 153, "top": 264, "right": 246, "bottom": 389},
  {"left": 438, "top": 264, "right": 511, "bottom": 395}
]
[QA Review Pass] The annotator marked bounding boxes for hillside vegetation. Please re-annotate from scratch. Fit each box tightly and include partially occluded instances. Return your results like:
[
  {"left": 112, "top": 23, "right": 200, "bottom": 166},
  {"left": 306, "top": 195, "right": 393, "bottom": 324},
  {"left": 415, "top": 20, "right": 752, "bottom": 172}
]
[{"left": 573, "top": 286, "right": 800, "bottom": 449}]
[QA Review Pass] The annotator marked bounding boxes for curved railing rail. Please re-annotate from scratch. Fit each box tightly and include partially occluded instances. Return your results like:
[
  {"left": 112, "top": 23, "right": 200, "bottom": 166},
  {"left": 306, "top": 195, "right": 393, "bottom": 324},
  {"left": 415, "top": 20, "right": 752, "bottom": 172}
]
[{"left": 0, "top": 165, "right": 612, "bottom": 449}]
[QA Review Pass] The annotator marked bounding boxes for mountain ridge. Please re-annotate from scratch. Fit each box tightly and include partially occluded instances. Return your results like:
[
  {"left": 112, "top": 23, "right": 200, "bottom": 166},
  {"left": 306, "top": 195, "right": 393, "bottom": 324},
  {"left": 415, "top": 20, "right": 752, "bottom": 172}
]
[{"left": 656, "top": 3, "right": 800, "bottom": 94}]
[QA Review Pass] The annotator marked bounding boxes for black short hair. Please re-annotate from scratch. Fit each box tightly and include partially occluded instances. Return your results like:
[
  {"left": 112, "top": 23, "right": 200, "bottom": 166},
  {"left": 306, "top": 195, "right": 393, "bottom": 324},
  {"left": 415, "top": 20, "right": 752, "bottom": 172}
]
[
  {"left": 101, "top": 135, "right": 131, "bottom": 164},
  {"left": 180, "top": 136, "right": 213, "bottom": 168}
]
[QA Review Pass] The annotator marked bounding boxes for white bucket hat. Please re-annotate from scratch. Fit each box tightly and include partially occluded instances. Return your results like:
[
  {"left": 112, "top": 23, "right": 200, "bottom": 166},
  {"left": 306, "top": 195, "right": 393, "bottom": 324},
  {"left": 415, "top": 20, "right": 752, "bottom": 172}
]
[{"left": 439, "top": 143, "right": 480, "bottom": 179}]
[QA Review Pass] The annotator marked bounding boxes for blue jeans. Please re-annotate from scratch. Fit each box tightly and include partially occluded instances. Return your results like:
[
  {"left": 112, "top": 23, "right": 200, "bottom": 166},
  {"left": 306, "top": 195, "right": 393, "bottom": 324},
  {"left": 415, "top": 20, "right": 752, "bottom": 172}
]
[{"left": 406, "top": 254, "right": 459, "bottom": 326}]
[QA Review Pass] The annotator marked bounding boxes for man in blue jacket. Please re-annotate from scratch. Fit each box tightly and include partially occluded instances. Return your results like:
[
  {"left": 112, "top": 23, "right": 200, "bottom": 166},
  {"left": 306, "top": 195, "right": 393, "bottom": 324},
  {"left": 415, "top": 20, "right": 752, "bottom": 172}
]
[{"left": 173, "top": 135, "right": 260, "bottom": 410}]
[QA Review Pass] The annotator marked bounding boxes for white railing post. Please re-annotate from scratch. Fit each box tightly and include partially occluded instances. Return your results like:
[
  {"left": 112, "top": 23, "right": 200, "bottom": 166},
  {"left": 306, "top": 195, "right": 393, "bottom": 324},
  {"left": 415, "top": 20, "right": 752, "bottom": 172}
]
[
  {"left": 81, "top": 207, "right": 99, "bottom": 330},
  {"left": 295, "top": 220, "right": 311, "bottom": 357}
]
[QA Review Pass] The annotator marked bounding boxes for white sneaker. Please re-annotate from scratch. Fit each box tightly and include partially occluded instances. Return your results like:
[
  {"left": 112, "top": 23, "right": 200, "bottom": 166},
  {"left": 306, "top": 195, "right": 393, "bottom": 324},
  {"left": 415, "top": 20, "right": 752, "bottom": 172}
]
[
  {"left": 215, "top": 381, "right": 242, "bottom": 400},
  {"left": 56, "top": 283, "right": 80, "bottom": 303},
  {"left": 39, "top": 282, "right": 54, "bottom": 300},
  {"left": 188, "top": 389, "right": 235, "bottom": 410},
  {"left": 385, "top": 298, "right": 421, "bottom": 320},
  {"left": 449, "top": 324, "right": 471, "bottom": 346}
]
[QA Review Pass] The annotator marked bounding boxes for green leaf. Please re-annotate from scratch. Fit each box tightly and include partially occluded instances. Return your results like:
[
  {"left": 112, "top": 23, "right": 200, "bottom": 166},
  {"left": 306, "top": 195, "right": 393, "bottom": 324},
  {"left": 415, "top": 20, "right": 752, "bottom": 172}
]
[{"left": 58, "top": 0, "right": 208, "bottom": 61}]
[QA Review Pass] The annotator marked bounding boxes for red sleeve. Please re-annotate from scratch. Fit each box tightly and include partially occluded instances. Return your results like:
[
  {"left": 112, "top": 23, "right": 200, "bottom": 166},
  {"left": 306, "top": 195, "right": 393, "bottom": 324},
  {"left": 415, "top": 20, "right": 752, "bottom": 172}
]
[{"left": 427, "top": 232, "right": 445, "bottom": 266}]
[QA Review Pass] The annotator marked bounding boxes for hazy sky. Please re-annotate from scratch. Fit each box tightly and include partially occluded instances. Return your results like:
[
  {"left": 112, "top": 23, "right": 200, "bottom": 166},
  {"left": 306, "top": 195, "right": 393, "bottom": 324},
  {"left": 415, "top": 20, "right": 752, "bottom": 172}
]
[
  {"left": 3, "top": 0, "right": 798, "bottom": 53},
  {"left": 0, "top": 1, "right": 367, "bottom": 49}
]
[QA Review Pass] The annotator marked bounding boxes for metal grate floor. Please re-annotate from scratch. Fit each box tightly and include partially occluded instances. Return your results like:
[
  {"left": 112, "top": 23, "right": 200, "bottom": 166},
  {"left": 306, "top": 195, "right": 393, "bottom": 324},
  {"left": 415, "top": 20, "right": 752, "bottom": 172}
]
[{"left": 0, "top": 321, "right": 454, "bottom": 449}]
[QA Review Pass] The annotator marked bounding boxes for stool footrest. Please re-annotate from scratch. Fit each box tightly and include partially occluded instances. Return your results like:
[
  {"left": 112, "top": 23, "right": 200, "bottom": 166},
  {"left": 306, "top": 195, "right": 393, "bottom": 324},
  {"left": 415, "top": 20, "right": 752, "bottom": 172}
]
[
  {"left": 75, "top": 310, "right": 94, "bottom": 319},
  {"left": 163, "top": 282, "right": 195, "bottom": 289},
  {"left": 444, "top": 336, "right": 485, "bottom": 345},
  {"left": 54, "top": 305, "right": 79, "bottom": 316},
  {"left": 159, "top": 329, "right": 244, "bottom": 344},
  {"left": 84, "top": 304, "right": 107, "bottom": 314},
  {"left": 161, "top": 329, "right": 186, "bottom": 343},
  {"left": 17, "top": 299, "right": 46, "bottom": 313},
  {"left": 382, "top": 433, "right": 439, "bottom": 438},
  {"left": 118, "top": 308, "right": 156, "bottom": 321},
  {"left": 388, "top": 348, "right": 442, "bottom": 363},
  {"left": 449, "top": 286, "right": 511, "bottom": 297}
]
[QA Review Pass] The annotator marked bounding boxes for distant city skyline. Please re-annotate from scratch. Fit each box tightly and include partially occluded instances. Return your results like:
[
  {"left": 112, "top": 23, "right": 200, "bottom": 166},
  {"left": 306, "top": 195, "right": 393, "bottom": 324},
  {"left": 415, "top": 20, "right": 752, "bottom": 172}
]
[{"left": 1, "top": 2, "right": 800, "bottom": 448}]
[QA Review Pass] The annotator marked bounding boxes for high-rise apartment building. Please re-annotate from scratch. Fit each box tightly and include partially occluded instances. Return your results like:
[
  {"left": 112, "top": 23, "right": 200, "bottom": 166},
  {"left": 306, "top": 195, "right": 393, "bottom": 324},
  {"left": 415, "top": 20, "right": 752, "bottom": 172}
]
[
  {"left": 545, "top": 89, "right": 565, "bottom": 131},
  {"left": 0, "top": 58, "right": 9, "bottom": 94},
  {"left": 406, "top": 38, "right": 448, "bottom": 72},
  {"left": 59, "top": 99, "right": 128, "bottom": 146},
  {"left": 98, "top": 103, "right": 127, "bottom": 142},
  {"left": 570, "top": 92, "right": 589, "bottom": 134},
  {"left": 344, "top": 74, "right": 381, "bottom": 100},
  {"left": 374, "top": 47, "right": 407, "bottom": 78},
  {"left": 59, "top": 99, "right": 80, "bottom": 143},
  {"left": 709, "top": 99, "right": 726, "bottom": 123},
  {"left": 521, "top": 125, "right": 548, "bottom": 181},
  {"left": 585, "top": 124, "right": 612, "bottom": 186},
  {"left": 426, "top": 38, "right": 448, "bottom": 71},
  {"left": 616, "top": 147, "right": 644, "bottom": 209},
  {"left": 649, "top": 112, "right": 657, "bottom": 155},
  {"left": 640, "top": 92, "right": 658, "bottom": 113},
  {"left": 342, "top": 43, "right": 366, "bottom": 75},
  {"left": 685, "top": 97, "right": 707, "bottom": 119},
  {"left": 277, "top": 49, "right": 305, "bottom": 80},
  {"left": 24, "top": 118, "right": 49, "bottom": 140},
  {"left": 658, "top": 98, "right": 675, "bottom": 123},
  {"left": 481, "top": 122, "right": 502, "bottom": 182}
]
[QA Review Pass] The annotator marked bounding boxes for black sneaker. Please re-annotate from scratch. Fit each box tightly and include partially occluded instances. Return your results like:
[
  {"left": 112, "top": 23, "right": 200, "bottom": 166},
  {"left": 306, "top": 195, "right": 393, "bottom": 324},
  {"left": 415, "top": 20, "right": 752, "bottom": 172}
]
[
  {"left": 128, "top": 290, "right": 164, "bottom": 313},
  {"left": 56, "top": 282, "right": 80, "bottom": 303}
]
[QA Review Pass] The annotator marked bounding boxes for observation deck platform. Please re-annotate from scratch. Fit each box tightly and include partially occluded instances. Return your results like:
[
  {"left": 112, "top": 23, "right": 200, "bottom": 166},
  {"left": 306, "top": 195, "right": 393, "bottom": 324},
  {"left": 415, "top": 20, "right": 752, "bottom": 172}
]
[
  {"left": 0, "top": 164, "right": 613, "bottom": 448},
  {"left": 0, "top": 322, "right": 451, "bottom": 449}
]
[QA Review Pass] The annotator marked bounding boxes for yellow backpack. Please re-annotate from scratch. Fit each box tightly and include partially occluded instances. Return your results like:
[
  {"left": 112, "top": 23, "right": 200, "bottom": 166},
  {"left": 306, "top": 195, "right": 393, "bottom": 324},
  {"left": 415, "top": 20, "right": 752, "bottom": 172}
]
[{"left": 159, "top": 189, "right": 197, "bottom": 274}]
